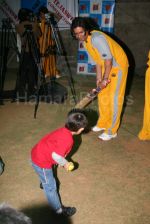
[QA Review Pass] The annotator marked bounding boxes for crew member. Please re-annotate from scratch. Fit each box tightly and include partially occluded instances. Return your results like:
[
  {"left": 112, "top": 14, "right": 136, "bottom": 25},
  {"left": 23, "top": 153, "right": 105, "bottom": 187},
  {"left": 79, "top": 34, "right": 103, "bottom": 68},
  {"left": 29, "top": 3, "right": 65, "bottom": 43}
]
[
  {"left": 38, "top": 6, "right": 61, "bottom": 79},
  {"left": 16, "top": 8, "right": 42, "bottom": 98}
]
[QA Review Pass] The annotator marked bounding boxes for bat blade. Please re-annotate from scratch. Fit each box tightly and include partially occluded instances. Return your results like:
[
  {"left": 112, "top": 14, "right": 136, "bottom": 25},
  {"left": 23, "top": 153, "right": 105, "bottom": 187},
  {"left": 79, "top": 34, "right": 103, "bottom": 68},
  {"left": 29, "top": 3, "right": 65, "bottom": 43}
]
[
  {"left": 75, "top": 87, "right": 101, "bottom": 109},
  {"left": 74, "top": 80, "right": 111, "bottom": 109}
]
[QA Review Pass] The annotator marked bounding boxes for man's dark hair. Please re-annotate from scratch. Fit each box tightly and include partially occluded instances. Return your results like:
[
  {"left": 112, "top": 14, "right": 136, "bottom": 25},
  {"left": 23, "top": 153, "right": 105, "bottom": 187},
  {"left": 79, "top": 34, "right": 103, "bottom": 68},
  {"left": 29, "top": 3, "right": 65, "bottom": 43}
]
[
  {"left": 0, "top": 203, "right": 32, "bottom": 224},
  {"left": 71, "top": 17, "right": 100, "bottom": 38},
  {"left": 65, "top": 109, "right": 88, "bottom": 132},
  {"left": 18, "top": 8, "right": 34, "bottom": 22},
  {"left": 18, "top": 8, "right": 28, "bottom": 22},
  {"left": 38, "top": 6, "right": 49, "bottom": 14}
]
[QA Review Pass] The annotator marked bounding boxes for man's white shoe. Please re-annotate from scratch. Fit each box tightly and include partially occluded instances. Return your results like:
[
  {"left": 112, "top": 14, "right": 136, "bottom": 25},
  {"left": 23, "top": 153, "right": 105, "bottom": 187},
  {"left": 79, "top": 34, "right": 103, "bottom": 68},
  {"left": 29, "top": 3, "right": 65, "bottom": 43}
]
[
  {"left": 92, "top": 126, "right": 106, "bottom": 132},
  {"left": 98, "top": 133, "right": 117, "bottom": 141}
]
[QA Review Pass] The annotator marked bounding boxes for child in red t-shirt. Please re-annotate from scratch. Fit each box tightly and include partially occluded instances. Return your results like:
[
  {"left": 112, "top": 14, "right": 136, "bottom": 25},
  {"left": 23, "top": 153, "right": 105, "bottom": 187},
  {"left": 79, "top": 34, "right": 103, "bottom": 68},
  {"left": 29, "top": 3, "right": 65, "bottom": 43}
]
[{"left": 31, "top": 109, "right": 88, "bottom": 217}]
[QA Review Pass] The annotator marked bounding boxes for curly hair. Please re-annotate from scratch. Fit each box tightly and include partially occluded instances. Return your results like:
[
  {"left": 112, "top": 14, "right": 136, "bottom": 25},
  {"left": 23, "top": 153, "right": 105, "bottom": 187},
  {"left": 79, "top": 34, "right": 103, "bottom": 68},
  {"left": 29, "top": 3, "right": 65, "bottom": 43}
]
[{"left": 70, "top": 17, "right": 100, "bottom": 38}]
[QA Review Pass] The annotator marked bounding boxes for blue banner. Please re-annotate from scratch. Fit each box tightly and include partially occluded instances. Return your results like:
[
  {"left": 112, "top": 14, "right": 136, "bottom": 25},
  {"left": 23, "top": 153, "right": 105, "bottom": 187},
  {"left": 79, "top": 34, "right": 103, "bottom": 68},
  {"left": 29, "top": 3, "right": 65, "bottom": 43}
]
[{"left": 21, "top": 0, "right": 47, "bottom": 13}]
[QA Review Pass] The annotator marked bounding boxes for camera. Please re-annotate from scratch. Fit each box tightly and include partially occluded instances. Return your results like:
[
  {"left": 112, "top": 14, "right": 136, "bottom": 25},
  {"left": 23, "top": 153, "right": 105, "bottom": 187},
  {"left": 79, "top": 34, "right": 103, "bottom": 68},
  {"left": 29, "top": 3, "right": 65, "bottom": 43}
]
[{"left": 24, "top": 24, "right": 33, "bottom": 31}]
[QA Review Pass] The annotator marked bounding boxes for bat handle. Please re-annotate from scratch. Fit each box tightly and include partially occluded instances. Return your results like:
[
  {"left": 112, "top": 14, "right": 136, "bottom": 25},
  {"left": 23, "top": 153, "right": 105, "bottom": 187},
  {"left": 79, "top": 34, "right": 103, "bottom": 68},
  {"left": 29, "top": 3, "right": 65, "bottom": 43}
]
[
  {"left": 96, "top": 79, "right": 111, "bottom": 91},
  {"left": 95, "top": 87, "right": 101, "bottom": 93}
]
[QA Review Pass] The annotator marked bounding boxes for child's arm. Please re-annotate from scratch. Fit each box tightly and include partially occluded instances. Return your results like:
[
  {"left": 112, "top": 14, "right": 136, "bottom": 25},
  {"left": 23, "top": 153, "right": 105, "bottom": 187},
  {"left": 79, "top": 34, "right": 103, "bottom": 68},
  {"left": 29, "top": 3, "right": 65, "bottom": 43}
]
[
  {"left": 52, "top": 152, "right": 68, "bottom": 166},
  {"left": 52, "top": 152, "right": 74, "bottom": 171}
]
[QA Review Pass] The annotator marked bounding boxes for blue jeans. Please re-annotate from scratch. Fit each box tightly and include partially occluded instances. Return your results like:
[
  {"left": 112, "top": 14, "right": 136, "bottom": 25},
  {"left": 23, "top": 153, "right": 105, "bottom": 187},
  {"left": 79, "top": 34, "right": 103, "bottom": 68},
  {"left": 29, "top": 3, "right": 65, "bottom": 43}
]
[{"left": 32, "top": 162, "right": 62, "bottom": 211}]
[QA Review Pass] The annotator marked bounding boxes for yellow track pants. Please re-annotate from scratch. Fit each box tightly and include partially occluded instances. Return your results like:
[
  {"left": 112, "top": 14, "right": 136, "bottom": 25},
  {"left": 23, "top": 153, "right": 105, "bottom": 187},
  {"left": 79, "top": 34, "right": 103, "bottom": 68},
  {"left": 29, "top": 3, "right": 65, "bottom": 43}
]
[
  {"left": 138, "top": 51, "right": 150, "bottom": 140},
  {"left": 97, "top": 66, "right": 128, "bottom": 135}
]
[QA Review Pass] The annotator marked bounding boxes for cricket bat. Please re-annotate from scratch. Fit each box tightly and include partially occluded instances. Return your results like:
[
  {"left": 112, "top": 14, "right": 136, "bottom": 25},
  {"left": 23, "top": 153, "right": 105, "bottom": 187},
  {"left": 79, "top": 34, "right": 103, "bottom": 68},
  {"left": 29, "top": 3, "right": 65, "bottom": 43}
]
[
  {"left": 74, "top": 87, "right": 101, "bottom": 109},
  {"left": 75, "top": 80, "right": 110, "bottom": 109}
]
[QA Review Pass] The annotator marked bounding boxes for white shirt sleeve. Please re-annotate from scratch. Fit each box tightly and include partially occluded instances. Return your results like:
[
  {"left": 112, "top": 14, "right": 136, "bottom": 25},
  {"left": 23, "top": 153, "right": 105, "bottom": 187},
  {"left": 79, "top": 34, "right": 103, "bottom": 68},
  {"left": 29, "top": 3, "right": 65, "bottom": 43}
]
[
  {"left": 52, "top": 152, "right": 68, "bottom": 166},
  {"left": 91, "top": 32, "right": 112, "bottom": 60}
]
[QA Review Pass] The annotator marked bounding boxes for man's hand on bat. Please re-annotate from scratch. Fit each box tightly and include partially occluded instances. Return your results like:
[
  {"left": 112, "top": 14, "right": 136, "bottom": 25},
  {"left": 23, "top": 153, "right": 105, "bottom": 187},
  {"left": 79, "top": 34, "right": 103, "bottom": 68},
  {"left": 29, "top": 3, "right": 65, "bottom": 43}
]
[
  {"left": 93, "top": 78, "right": 110, "bottom": 92},
  {"left": 98, "top": 78, "right": 110, "bottom": 89}
]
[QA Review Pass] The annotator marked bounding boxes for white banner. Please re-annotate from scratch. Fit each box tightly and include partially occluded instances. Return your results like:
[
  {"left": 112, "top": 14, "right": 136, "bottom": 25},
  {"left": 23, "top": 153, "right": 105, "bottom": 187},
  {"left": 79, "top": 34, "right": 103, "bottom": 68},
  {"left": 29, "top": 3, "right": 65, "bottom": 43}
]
[
  {"left": 47, "top": 0, "right": 78, "bottom": 29},
  {"left": 0, "top": 0, "right": 19, "bottom": 25}
]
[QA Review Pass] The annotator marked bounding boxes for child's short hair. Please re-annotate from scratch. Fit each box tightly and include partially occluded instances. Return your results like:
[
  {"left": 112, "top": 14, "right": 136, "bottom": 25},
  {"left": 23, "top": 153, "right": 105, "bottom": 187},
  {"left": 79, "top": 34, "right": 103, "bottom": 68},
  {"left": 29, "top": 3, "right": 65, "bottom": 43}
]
[{"left": 65, "top": 109, "right": 88, "bottom": 132}]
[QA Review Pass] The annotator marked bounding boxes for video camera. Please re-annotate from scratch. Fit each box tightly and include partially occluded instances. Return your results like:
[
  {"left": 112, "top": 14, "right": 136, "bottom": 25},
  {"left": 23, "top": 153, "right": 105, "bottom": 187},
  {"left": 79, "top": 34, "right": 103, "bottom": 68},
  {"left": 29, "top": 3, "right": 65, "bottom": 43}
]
[{"left": 24, "top": 24, "right": 33, "bottom": 31}]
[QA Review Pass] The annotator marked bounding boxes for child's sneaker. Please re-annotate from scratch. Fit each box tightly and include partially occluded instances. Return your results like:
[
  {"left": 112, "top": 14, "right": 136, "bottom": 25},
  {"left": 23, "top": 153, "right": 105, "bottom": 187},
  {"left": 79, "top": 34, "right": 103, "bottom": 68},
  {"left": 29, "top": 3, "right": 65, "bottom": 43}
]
[
  {"left": 61, "top": 206, "right": 76, "bottom": 217},
  {"left": 98, "top": 132, "right": 117, "bottom": 141},
  {"left": 40, "top": 183, "right": 43, "bottom": 189}
]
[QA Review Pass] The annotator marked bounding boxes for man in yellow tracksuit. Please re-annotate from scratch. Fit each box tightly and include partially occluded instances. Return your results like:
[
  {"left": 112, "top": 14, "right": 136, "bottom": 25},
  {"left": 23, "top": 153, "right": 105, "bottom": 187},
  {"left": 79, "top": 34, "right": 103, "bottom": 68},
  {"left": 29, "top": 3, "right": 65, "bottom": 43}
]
[
  {"left": 71, "top": 17, "right": 129, "bottom": 140},
  {"left": 38, "top": 6, "right": 60, "bottom": 78}
]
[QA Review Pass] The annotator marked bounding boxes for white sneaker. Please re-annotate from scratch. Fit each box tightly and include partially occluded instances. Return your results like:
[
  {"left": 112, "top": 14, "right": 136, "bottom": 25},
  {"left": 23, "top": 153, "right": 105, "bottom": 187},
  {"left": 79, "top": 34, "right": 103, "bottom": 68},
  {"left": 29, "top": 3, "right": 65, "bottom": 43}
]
[
  {"left": 98, "top": 132, "right": 117, "bottom": 141},
  {"left": 92, "top": 126, "right": 105, "bottom": 132}
]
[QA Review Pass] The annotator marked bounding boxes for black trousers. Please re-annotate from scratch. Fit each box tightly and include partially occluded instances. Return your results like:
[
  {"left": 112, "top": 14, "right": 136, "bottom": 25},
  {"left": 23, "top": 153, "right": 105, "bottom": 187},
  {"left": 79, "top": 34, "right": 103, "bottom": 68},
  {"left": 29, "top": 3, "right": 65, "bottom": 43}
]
[{"left": 18, "top": 52, "right": 38, "bottom": 97}]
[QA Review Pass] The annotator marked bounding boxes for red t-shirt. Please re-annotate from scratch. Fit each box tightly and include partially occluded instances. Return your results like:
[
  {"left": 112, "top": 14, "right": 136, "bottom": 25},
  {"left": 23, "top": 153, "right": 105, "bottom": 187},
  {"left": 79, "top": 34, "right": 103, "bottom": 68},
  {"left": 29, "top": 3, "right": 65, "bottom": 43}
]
[{"left": 31, "top": 127, "right": 74, "bottom": 168}]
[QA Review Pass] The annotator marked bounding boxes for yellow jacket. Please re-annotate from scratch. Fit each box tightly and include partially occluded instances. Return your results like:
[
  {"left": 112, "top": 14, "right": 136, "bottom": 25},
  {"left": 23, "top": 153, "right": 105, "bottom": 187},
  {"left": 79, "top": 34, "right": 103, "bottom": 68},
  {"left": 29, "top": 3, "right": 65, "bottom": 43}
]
[{"left": 84, "top": 30, "right": 129, "bottom": 72}]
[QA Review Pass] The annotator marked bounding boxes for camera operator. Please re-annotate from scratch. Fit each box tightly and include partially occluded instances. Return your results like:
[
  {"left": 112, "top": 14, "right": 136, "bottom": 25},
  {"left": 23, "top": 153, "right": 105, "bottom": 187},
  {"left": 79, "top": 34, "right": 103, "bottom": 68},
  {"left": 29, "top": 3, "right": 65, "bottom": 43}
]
[
  {"left": 16, "top": 8, "right": 42, "bottom": 99},
  {"left": 38, "top": 6, "right": 61, "bottom": 79}
]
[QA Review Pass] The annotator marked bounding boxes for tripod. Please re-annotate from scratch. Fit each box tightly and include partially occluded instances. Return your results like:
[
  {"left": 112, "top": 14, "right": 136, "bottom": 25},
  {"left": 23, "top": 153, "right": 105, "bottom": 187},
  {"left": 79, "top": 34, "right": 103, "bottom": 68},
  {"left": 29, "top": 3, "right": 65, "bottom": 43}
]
[
  {"left": 33, "top": 14, "right": 77, "bottom": 118},
  {"left": 44, "top": 14, "right": 77, "bottom": 103},
  {"left": 17, "top": 24, "right": 45, "bottom": 109},
  {"left": 0, "top": 18, "right": 20, "bottom": 104}
]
